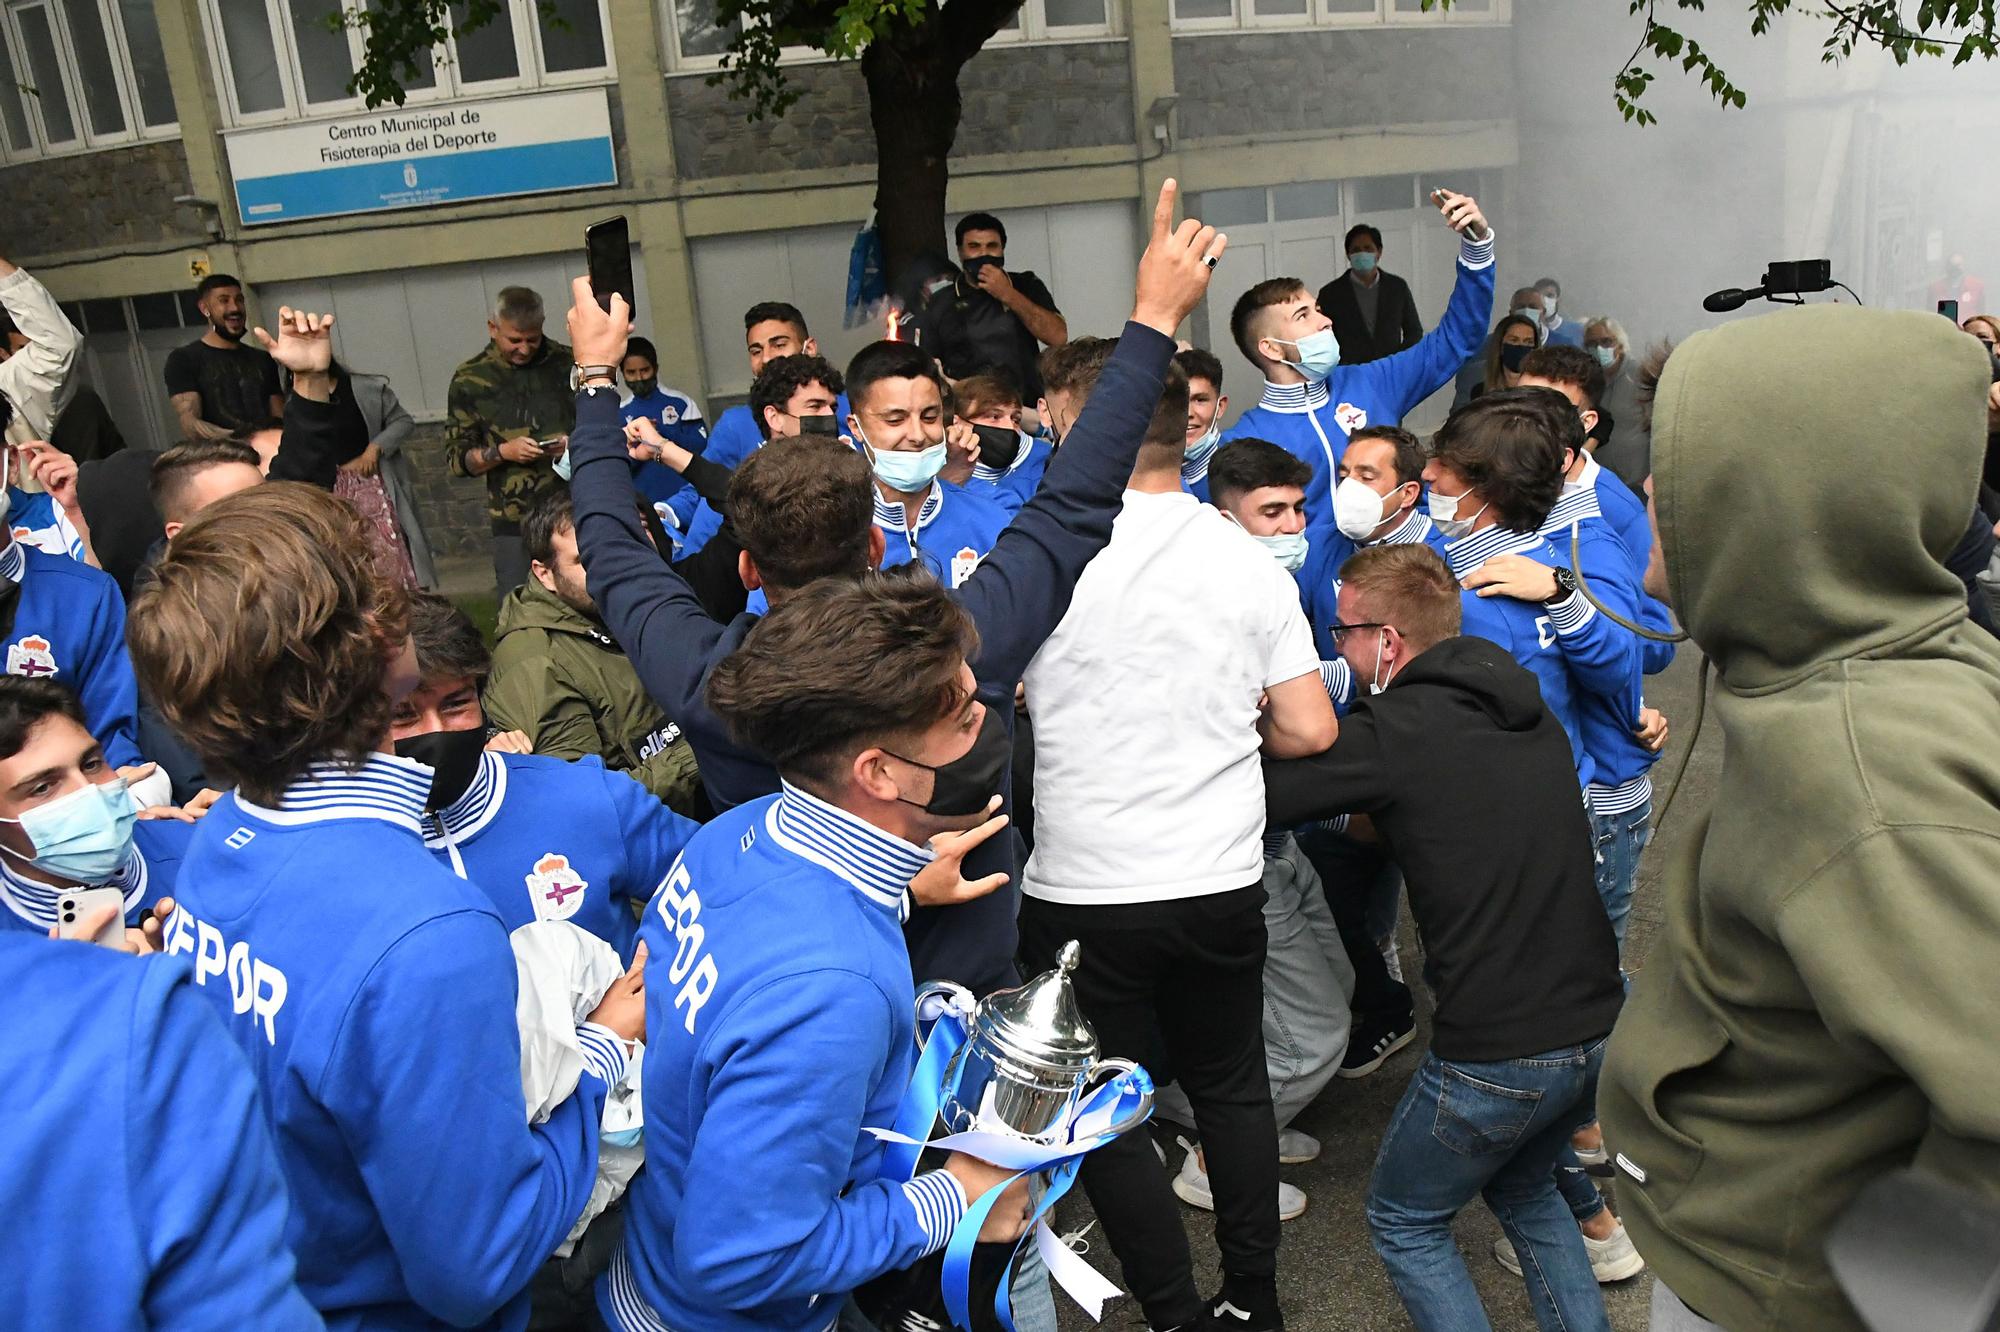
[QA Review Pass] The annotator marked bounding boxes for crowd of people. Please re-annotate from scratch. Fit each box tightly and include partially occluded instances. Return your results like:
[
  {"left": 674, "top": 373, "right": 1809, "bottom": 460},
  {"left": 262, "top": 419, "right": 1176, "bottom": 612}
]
[{"left": 2, "top": 173, "right": 1998, "bottom": 1332}]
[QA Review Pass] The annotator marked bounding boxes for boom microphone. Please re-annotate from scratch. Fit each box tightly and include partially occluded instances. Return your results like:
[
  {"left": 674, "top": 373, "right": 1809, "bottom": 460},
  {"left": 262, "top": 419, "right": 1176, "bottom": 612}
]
[{"left": 1703, "top": 286, "right": 1763, "bottom": 313}]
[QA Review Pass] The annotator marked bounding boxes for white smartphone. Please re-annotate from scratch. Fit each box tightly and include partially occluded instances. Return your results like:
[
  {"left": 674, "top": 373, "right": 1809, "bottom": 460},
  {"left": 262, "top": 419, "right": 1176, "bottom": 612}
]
[{"left": 56, "top": 887, "right": 127, "bottom": 946}]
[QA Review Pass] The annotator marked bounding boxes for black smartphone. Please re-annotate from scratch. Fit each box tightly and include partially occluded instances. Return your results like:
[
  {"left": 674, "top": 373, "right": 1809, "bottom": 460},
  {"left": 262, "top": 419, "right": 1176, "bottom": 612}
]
[
  {"left": 1939, "top": 298, "right": 1960, "bottom": 323},
  {"left": 797, "top": 413, "right": 840, "bottom": 437},
  {"left": 586, "top": 215, "right": 635, "bottom": 315}
]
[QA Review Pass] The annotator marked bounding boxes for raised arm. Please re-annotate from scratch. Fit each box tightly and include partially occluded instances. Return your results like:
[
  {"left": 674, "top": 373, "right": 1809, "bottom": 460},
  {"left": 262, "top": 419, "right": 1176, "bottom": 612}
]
[
  {"left": 0, "top": 257, "right": 80, "bottom": 436},
  {"left": 956, "top": 179, "right": 1225, "bottom": 688},
  {"left": 253, "top": 308, "right": 349, "bottom": 488},
  {"left": 1367, "top": 191, "right": 1497, "bottom": 419}
]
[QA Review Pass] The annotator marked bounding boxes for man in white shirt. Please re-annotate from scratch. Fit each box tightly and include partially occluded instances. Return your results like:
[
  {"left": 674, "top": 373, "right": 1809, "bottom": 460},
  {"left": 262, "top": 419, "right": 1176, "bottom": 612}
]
[
  {"left": 0, "top": 254, "right": 80, "bottom": 445},
  {"left": 1019, "top": 341, "right": 1337, "bottom": 1332}
]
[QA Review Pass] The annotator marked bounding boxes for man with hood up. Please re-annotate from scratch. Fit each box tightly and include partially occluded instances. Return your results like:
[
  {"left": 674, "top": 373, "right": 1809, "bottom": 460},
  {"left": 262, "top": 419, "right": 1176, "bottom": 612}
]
[{"left": 1599, "top": 305, "right": 2000, "bottom": 1332}]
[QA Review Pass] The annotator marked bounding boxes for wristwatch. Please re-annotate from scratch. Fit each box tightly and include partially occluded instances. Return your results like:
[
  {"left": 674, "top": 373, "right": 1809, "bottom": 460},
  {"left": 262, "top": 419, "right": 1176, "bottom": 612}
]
[
  {"left": 1544, "top": 566, "right": 1579, "bottom": 603},
  {"left": 570, "top": 363, "right": 617, "bottom": 392}
]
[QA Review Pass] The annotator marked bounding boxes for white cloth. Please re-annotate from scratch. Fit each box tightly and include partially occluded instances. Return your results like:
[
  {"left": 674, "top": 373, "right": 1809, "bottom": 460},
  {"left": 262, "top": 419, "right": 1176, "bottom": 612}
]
[
  {"left": 510, "top": 921, "right": 645, "bottom": 1256},
  {"left": 0, "top": 267, "right": 80, "bottom": 444},
  {"left": 1021, "top": 489, "right": 1321, "bottom": 905}
]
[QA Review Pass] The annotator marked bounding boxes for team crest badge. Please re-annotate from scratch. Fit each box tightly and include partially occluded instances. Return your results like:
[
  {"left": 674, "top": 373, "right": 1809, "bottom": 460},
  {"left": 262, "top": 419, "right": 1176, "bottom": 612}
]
[
  {"left": 5, "top": 634, "right": 57, "bottom": 679},
  {"left": 1334, "top": 403, "right": 1369, "bottom": 434},
  {"left": 526, "top": 853, "right": 589, "bottom": 923},
  {"left": 950, "top": 546, "right": 981, "bottom": 588}
]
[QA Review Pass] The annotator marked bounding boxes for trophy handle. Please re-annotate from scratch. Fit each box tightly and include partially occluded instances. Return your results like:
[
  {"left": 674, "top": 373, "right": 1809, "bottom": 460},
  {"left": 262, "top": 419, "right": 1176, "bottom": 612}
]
[
  {"left": 1081, "top": 1058, "right": 1155, "bottom": 1139},
  {"left": 913, "top": 980, "right": 975, "bottom": 1050}
]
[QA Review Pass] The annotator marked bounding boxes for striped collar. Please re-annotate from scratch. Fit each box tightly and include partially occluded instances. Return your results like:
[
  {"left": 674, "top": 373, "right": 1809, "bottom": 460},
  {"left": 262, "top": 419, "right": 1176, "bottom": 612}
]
[
  {"left": 235, "top": 752, "right": 432, "bottom": 836},
  {"left": 1444, "top": 523, "right": 1549, "bottom": 579},
  {"left": 0, "top": 539, "right": 22, "bottom": 584},
  {"left": 971, "top": 434, "right": 1036, "bottom": 484},
  {"left": 0, "top": 845, "right": 146, "bottom": 929},
  {"left": 1372, "top": 509, "right": 1433, "bottom": 548},
  {"left": 874, "top": 482, "right": 946, "bottom": 542},
  {"left": 763, "top": 780, "right": 934, "bottom": 916},
  {"left": 1256, "top": 379, "right": 1332, "bottom": 415},
  {"left": 1541, "top": 479, "right": 1604, "bottom": 537},
  {"left": 423, "top": 751, "right": 509, "bottom": 847},
  {"left": 1181, "top": 428, "right": 1221, "bottom": 487}
]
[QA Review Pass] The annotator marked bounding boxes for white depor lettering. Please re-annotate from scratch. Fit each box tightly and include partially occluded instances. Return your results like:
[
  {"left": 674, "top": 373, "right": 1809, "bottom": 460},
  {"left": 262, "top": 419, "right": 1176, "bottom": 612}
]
[
  {"left": 1535, "top": 615, "right": 1556, "bottom": 649},
  {"left": 653, "top": 859, "right": 720, "bottom": 1034},
  {"left": 164, "top": 905, "right": 290, "bottom": 1046}
]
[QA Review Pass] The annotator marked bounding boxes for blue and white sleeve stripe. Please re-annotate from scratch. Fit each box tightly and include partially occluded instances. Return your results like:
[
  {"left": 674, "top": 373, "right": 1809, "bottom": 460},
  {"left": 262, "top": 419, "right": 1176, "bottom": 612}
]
[
  {"left": 1320, "top": 658, "right": 1354, "bottom": 706},
  {"left": 1459, "top": 226, "right": 1497, "bottom": 271},
  {"left": 1545, "top": 591, "right": 1596, "bottom": 635},
  {"left": 575, "top": 1021, "right": 632, "bottom": 1086},
  {"left": 901, "top": 1171, "right": 970, "bottom": 1256}
]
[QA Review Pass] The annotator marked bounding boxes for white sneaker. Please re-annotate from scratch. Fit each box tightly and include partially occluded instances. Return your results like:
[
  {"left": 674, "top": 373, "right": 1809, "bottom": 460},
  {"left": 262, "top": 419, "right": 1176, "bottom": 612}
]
[
  {"left": 1492, "top": 1223, "right": 1646, "bottom": 1283},
  {"left": 1171, "top": 1147, "right": 1307, "bottom": 1221},
  {"left": 1278, "top": 1128, "right": 1320, "bottom": 1165}
]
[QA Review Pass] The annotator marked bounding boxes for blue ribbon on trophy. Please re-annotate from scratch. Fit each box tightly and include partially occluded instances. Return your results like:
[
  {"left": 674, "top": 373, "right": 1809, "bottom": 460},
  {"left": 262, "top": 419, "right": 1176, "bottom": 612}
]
[{"left": 867, "top": 942, "right": 1156, "bottom": 1331}]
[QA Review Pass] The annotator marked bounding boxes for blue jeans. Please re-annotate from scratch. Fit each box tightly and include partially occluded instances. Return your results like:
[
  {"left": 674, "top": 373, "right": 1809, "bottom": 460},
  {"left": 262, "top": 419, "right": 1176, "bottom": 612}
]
[
  {"left": 1591, "top": 799, "right": 1652, "bottom": 955},
  {"left": 1366, "top": 1041, "right": 1614, "bottom": 1332}
]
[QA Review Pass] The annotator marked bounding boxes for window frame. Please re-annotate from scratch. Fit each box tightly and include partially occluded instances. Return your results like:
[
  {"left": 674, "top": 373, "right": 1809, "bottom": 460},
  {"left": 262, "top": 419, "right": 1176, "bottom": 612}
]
[
  {"left": 663, "top": 0, "right": 1118, "bottom": 74},
  {"left": 1169, "top": 0, "right": 1509, "bottom": 34},
  {"left": 0, "top": 0, "right": 180, "bottom": 163},
  {"left": 201, "top": 0, "right": 615, "bottom": 127}
]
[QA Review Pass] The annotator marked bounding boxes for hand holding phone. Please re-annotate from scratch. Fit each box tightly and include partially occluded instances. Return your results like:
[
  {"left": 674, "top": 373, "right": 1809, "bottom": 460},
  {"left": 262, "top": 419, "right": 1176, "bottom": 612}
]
[
  {"left": 57, "top": 887, "right": 127, "bottom": 947},
  {"left": 586, "top": 216, "right": 636, "bottom": 317}
]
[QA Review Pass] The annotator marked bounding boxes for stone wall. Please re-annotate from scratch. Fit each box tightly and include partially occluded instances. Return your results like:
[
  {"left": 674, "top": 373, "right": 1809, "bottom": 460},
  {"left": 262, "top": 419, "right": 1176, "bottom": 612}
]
[
  {"left": 666, "top": 42, "right": 1135, "bottom": 179},
  {"left": 1, "top": 140, "right": 203, "bottom": 264},
  {"left": 402, "top": 419, "right": 495, "bottom": 561},
  {"left": 1172, "top": 27, "right": 1513, "bottom": 140}
]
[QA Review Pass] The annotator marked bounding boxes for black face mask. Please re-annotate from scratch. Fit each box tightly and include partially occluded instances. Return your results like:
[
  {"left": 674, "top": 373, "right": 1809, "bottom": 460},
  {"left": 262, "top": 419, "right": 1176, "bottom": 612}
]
[
  {"left": 970, "top": 423, "right": 1021, "bottom": 470},
  {"left": 885, "top": 704, "right": 1012, "bottom": 818},
  {"left": 1500, "top": 343, "right": 1532, "bottom": 373},
  {"left": 626, "top": 377, "right": 657, "bottom": 399},
  {"left": 393, "top": 727, "right": 487, "bottom": 813},
  {"left": 963, "top": 255, "right": 1004, "bottom": 285}
]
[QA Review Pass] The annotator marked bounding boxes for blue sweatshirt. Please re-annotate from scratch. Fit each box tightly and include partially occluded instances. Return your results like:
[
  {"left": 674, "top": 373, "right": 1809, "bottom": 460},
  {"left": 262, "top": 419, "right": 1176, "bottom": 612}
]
[
  {"left": 163, "top": 753, "right": 621, "bottom": 1331},
  {"left": 668, "top": 395, "right": 854, "bottom": 554},
  {"left": 1555, "top": 456, "right": 1678, "bottom": 676},
  {"left": 0, "top": 935, "right": 320, "bottom": 1331},
  {"left": 567, "top": 324, "right": 1176, "bottom": 995},
  {"left": 2, "top": 540, "right": 143, "bottom": 768},
  {"left": 1223, "top": 230, "right": 1497, "bottom": 527},
  {"left": 601, "top": 783, "right": 965, "bottom": 1332},
  {"left": 620, "top": 385, "right": 709, "bottom": 508},
  {"left": 421, "top": 750, "right": 697, "bottom": 961},
  {"left": 964, "top": 432, "right": 1052, "bottom": 515},
  {"left": 0, "top": 816, "right": 187, "bottom": 935},
  {"left": 1293, "top": 509, "right": 1446, "bottom": 659},
  {"left": 1444, "top": 524, "right": 1606, "bottom": 787}
]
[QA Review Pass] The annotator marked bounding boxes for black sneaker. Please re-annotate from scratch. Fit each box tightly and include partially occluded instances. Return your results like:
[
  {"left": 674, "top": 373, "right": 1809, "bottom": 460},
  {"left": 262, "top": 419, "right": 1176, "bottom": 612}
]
[
  {"left": 1200, "top": 1275, "right": 1284, "bottom": 1331},
  {"left": 1338, "top": 1012, "right": 1416, "bottom": 1079}
]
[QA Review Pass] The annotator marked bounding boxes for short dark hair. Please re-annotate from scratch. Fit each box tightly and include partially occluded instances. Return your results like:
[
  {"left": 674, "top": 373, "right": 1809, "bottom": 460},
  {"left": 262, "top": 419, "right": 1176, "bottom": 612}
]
[
  {"left": 731, "top": 436, "right": 875, "bottom": 592},
  {"left": 1230, "top": 278, "right": 1310, "bottom": 364},
  {"left": 845, "top": 340, "right": 945, "bottom": 413},
  {"left": 1344, "top": 425, "right": 1426, "bottom": 488},
  {"left": 1137, "top": 362, "right": 1193, "bottom": 468},
  {"left": 750, "top": 354, "right": 845, "bottom": 440},
  {"left": 1344, "top": 224, "right": 1384, "bottom": 253},
  {"left": 523, "top": 488, "right": 574, "bottom": 567},
  {"left": 406, "top": 591, "right": 491, "bottom": 685},
  {"left": 1209, "top": 439, "right": 1311, "bottom": 508},
  {"left": 706, "top": 574, "right": 980, "bottom": 788},
  {"left": 1040, "top": 337, "right": 1117, "bottom": 400},
  {"left": 0, "top": 677, "right": 86, "bottom": 762},
  {"left": 1534, "top": 276, "right": 1562, "bottom": 296},
  {"left": 955, "top": 212, "right": 1006, "bottom": 247},
  {"left": 744, "top": 301, "right": 808, "bottom": 337},
  {"left": 151, "top": 439, "right": 262, "bottom": 525},
  {"left": 1429, "top": 388, "right": 1575, "bottom": 533},
  {"left": 196, "top": 273, "right": 242, "bottom": 301},
  {"left": 1520, "top": 344, "right": 1607, "bottom": 409},
  {"left": 1174, "top": 346, "right": 1225, "bottom": 393},
  {"left": 623, "top": 336, "right": 658, "bottom": 370},
  {"left": 1339, "top": 544, "right": 1461, "bottom": 654},
  {"left": 224, "top": 416, "right": 284, "bottom": 446},
  {"left": 949, "top": 373, "right": 1021, "bottom": 420}
]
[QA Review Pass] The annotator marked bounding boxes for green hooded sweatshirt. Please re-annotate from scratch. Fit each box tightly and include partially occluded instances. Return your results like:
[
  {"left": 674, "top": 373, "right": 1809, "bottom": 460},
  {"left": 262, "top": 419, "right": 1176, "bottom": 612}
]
[
  {"left": 483, "top": 578, "right": 708, "bottom": 820},
  {"left": 1599, "top": 305, "right": 2000, "bottom": 1331}
]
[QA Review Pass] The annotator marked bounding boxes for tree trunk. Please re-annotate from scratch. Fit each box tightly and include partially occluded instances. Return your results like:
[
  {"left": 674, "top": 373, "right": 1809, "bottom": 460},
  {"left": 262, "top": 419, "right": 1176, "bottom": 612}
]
[{"left": 862, "top": 36, "right": 962, "bottom": 304}]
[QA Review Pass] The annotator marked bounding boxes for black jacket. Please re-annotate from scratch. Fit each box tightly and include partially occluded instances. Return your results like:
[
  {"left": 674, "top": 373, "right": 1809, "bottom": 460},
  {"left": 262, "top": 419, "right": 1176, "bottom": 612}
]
[
  {"left": 1265, "top": 635, "right": 1623, "bottom": 1061},
  {"left": 1317, "top": 270, "right": 1423, "bottom": 365}
]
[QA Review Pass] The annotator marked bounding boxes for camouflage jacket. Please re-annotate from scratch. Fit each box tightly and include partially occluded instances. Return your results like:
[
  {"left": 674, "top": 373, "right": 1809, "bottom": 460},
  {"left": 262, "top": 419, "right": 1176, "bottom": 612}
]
[{"left": 446, "top": 336, "right": 576, "bottom": 525}]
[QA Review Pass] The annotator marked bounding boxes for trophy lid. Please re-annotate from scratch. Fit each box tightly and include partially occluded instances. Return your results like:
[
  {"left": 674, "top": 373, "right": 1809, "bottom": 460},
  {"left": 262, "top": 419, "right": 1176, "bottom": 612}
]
[{"left": 971, "top": 940, "right": 1097, "bottom": 1072}]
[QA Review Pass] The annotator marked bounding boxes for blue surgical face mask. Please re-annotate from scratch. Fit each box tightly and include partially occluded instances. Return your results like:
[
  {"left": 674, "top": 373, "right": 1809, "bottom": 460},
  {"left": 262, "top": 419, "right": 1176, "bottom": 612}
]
[
  {"left": 1540, "top": 293, "right": 1559, "bottom": 318},
  {"left": 1253, "top": 529, "right": 1310, "bottom": 572},
  {"left": 1185, "top": 420, "right": 1221, "bottom": 461},
  {"left": 553, "top": 449, "right": 575, "bottom": 481},
  {"left": 861, "top": 429, "right": 948, "bottom": 492},
  {"left": 1349, "top": 252, "right": 1378, "bottom": 274},
  {"left": 1511, "top": 306, "right": 1541, "bottom": 323},
  {"left": 1591, "top": 344, "right": 1617, "bottom": 369},
  {"left": 0, "top": 778, "right": 136, "bottom": 883},
  {"left": 1272, "top": 328, "right": 1340, "bottom": 382}
]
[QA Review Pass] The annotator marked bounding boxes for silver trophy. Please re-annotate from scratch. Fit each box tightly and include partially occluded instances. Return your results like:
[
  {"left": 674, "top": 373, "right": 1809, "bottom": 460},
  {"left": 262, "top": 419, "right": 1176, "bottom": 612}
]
[{"left": 929, "top": 940, "right": 1152, "bottom": 1143}]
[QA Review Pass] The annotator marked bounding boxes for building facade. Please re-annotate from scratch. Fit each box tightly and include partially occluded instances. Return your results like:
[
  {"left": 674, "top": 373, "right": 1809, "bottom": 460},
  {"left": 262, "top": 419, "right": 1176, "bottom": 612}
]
[{"left": 6, "top": 0, "right": 1519, "bottom": 558}]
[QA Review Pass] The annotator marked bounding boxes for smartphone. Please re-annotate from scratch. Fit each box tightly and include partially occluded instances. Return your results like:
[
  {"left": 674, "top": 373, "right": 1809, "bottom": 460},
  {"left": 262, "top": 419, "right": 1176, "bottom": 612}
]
[
  {"left": 585, "top": 215, "right": 636, "bottom": 316},
  {"left": 1430, "top": 188, "right": 1454, "bottom": 207},
  {"left": 797, "top": 413, "right": 840, "bottom": 437},
  {"left": 538, "top": 436, "right": 565, "bottom": 453},
  {"left": 1939, "top": 299, "right": 1961, "bottom": 323},
  {"left": 57, "top": 887, "right": 127, "bottom": 946}
]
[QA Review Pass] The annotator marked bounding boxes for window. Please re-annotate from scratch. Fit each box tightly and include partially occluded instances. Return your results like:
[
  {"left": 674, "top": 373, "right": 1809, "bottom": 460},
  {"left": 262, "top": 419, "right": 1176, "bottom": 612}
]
[
  {"left": 665, "top": 0, "right": 1115, "bottom": 71},
  {"left": 1170, "top": 0, "right": 1506, "bottom": 30},
  {"left": 204, "top": 0, "right": 611, "bottom": 124},
  {"left": 0, "top": 0, "right": 174, "bottom": 158}
]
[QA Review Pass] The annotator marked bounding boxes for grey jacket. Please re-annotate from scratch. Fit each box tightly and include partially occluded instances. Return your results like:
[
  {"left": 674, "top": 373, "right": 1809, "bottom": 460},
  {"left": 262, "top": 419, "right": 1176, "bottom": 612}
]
[{"left": 349, "top": 372, "right": 437, "bottom": 588}]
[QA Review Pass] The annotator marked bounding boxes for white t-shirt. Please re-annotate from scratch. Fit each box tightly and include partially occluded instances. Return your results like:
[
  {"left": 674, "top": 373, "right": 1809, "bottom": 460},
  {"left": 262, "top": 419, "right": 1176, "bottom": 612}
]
[{"left": 1021, "top": 489, "right": 1322, "bottom": 905}]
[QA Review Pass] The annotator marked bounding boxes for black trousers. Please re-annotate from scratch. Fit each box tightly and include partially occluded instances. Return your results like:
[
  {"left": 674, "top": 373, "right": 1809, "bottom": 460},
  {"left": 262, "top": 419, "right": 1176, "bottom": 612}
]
[
  {"left": 1295, "top": 826, "right": 1413, "bottom": 1023},
  {"left": 1018, "top": 884, "right": 1278, "bottom": 1329}
]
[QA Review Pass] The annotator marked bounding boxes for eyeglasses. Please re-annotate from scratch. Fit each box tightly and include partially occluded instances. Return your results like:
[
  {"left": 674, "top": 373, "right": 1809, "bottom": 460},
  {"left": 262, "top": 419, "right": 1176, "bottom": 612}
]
[{"left": 1328, "top": 621, "right": 1387, "bottom": 642}]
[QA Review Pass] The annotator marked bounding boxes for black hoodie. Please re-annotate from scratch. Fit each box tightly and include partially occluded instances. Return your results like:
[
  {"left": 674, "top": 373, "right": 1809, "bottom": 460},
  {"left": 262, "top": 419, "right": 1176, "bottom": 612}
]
[{"left": 1265, "top": 634, "right": 1623, "bottom": 1061}]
